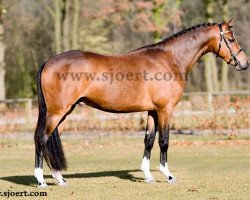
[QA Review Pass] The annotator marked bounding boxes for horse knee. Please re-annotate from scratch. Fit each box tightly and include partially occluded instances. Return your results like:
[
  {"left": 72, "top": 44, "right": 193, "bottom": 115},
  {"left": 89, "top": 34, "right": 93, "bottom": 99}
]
[
  {"left": 145, "top": 141, "right": 154, "bottom": 151},
  {"left": 144, "top": 134, "right": 155, "bottom": 150},
  {"left": 159, "top": 139, "right": 169, "bottom": 151}
]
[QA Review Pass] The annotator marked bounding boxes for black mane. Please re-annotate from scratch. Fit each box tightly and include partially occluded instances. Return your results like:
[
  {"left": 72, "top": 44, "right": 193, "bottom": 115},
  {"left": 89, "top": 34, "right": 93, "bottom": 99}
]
[{"left": 134, "top": 22, "right": 218, "bottom": 51}]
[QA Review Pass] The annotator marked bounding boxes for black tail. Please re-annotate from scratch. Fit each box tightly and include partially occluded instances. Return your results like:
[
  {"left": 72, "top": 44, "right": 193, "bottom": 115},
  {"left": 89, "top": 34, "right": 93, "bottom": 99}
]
[{"left": 34, "top": 62, "right": 67, "bottom": 171}]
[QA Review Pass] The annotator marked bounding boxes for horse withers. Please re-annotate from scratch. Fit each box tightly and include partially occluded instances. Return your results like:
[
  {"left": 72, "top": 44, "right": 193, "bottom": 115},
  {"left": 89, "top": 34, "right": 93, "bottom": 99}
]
[{"left": 34, "top": 19, "right": 248, "bottom": 187}]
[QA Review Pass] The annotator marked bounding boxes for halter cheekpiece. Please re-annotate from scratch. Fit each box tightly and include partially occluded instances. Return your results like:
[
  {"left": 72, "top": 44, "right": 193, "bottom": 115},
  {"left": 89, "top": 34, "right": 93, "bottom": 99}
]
[{"left": 216, "top": 23, "right": 242, "bottom": 67}]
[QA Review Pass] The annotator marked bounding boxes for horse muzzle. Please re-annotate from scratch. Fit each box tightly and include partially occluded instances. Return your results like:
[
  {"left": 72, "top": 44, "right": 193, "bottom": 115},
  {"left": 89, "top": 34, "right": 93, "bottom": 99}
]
[
  {"left": 234, "top": 61, "right": 248, "bottom": 71},
  {"left": 240, "top": 61, "right": 249, "bottom": 70}
]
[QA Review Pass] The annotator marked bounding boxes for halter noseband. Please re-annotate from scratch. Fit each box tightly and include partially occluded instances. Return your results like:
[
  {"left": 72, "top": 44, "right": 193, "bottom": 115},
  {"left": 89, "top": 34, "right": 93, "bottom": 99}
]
[{"left": 216, "top": 24, "right": 243, "bottom": 67}]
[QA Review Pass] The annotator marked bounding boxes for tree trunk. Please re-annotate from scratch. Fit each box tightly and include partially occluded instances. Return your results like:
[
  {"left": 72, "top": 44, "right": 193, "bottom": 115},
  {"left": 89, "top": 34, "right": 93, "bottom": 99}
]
[
  {"left": 62, "top": 0, "right": 70, "bottom": 51},
  {"left": 54, "top": 0, "right": 62, "bottom": 53},
  {"left": 0, "top": 1, "right": 5, "bottom": 100},
  {"left": 211, "top": 54, "right": 219, "bottom": 91},
  {"left": 204, "top": 56, "right": 213, "bottom": 92},
  {"left": 203, "top": 0, "right": 219, "bottom": 92},
  {"left": 0, "top": 25, "right": 5, "bottom": 100},
  {"left": 72, "top": 0, "right": 80, "bottom": 49},
  {"left": 221, "top": 0, "right": 229, "bottom": 91}
]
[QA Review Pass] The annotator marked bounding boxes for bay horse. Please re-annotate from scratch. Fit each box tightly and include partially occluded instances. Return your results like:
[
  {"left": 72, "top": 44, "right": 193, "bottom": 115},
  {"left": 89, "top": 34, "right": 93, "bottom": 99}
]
[{"left": 34, "top": 19, "right": 248, "bottom": 187}]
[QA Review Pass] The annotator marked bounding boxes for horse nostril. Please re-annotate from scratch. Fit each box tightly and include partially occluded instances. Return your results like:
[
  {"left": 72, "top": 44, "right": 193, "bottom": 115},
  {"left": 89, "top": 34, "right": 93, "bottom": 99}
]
[
  {"left": 243, "top": 61, "right": 249, "bottom": 70},
  {"left": 245, "top": 62, "right": 249, "bottom": 69}
]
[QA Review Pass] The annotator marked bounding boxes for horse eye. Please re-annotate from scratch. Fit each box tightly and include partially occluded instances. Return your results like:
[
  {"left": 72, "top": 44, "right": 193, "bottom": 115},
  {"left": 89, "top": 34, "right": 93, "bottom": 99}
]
[{"left": 229, "top": 38, "right": 235, "bottom": 43}]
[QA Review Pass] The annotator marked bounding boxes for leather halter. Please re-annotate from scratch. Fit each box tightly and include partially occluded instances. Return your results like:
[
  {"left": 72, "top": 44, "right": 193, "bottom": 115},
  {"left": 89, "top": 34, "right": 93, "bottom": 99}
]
[{"left": 216, "top": 24, "right": 243, "bottom": 67}]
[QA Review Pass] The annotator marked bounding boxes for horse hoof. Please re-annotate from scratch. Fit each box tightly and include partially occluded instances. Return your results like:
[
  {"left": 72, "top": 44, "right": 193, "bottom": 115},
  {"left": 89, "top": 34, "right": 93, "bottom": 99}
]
[
  {"left": 37, "top": 182, "right": 48, "bottom": 188},
  {"left": 167, "top": 176, "right": 177, "bottom": 184},
  {"left": 59, "top": 181, "right": 68, "bottom": 187},
  {"left": 145, "top": 177, "right": 155, "bottom": 184}
]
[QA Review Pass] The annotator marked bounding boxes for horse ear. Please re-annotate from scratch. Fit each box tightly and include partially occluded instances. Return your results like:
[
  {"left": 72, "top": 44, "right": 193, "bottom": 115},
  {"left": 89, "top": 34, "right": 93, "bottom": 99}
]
[{"left": 226, "top": 18, "right": 234, "bottom": 26}]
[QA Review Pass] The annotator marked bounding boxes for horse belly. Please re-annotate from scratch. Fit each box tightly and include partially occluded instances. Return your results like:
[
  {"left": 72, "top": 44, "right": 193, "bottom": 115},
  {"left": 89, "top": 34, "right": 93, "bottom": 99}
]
[{"left": 83, "top": 86, "right": 154, "bottom": 112}]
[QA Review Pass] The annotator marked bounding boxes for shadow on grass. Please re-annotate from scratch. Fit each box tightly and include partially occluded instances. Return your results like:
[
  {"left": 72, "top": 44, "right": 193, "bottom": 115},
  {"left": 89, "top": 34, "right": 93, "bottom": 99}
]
[{"left": 0, "top": 169, "right": 145, "bottom": 187}]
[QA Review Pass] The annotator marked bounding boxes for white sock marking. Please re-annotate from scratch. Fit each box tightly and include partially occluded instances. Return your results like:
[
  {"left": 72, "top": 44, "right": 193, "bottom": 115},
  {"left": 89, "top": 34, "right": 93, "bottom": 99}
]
[
  {"left": 34, "top": 168, "right": 46, "bottom": 185},
  {"left": 52, "top": 170, "right": 67, "bottom": 185},
  {"left": 160, "top": 162, "right": 175, "bottom": 180},
  {"left": 141, "top": 157, "right": 154, "bottom": 181}
]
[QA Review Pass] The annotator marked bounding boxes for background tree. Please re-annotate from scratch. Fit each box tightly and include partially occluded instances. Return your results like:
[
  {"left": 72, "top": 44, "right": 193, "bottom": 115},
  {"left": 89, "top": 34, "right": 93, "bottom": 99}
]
[
  {"left": 41, "top": 0, "right": 81, "bottom": 53},
  {"left": 220, "top": 0, "right": 229, "bottom": 91},
  {"left": 0, "top": 0, "right": 6, "bottom": 100},
  {"left": 133, "top": 0, "right": 182, "bottom": 43},
  {"left": 203, "top": 0, "right": 219, "bottom": 92},
  {"left": 1, "top": 0, "right": 249, "bottom": 98}
]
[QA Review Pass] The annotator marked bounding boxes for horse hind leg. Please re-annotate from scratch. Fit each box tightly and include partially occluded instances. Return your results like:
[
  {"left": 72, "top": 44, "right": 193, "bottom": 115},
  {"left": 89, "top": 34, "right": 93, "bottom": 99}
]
[
  {"left": 141, "top": 111, "right": 157, "bottom": 183},
  {"left": 48, "top": 127, "right": 68, "bottom": 187},
  {"left": 51, "top": 119, "right": 68, "bottom": 186},
  {"left": 50, "top": 104, "right": 76, "bottom": 186},
  {"left": 34, "top": 104, "right": 50, "bottom": 188},
  {"left": 34, "top": 150, "right": 47, "bottom": 188},
  {"left": 51, "top": 169, "right": 67, "bottom": 186},
  {"left": 34, "top": 126, "right": 67, "bottom": 187},
  {"left": 34, "top": 106, "right": 72, "bottom": 187}
]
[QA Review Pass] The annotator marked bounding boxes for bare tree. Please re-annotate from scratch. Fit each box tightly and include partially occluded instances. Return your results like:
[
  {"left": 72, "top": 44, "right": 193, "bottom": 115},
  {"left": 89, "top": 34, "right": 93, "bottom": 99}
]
[
  {"left": 54, "top": 0, "right": 62, "bottom": 53},
  {"left": 72, "top": 0, "right": 79, "bottom": 49},
  {"left": 62, "top": 0, "right": 70, "bottom": 51},
  {"left": 42, "top": 0, "right": 80, "bottom": 52},
  {"left": 203, "top": 0, "right": 219, "bottom": 92},
  {"left": 221, "top": 0, "right": 229, "bottom": 91},
  {"left": 0, "top": 0, "right": 5, "bottom": 100}
]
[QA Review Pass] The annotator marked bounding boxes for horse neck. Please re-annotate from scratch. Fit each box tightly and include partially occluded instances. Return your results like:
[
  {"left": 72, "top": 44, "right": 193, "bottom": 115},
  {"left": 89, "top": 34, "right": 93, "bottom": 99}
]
[{"left": 162, "top": 26, "right": 217, "bottom": 74}]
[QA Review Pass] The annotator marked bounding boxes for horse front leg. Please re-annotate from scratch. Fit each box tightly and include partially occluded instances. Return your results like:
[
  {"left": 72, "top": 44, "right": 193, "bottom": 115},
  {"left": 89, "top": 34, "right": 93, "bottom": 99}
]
[
  {"left": 141, "top": 111, "right": 158, "bottom": 183},
  {"left": 157, "top": 107, "right": 176, "bottom": 184}
]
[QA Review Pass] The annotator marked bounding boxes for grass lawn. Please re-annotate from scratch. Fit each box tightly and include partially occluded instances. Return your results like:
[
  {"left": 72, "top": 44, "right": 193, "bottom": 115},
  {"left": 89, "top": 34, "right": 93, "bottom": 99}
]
[{"left": 0, "top": 132, "right": 250, "bottom": 200}]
